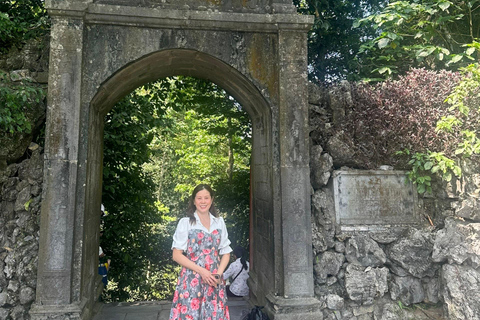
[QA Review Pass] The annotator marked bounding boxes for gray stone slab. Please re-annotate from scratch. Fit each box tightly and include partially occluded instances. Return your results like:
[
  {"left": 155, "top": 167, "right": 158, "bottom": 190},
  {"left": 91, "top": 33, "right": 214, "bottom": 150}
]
[
  {"left": 125, "top": 313, "right": 160, "bottom": 320},
  {"left": 333, "top": 170, "right": 419, "bottom": 231},
  {"left": 93, "top": 298, "right": 251, "bottom": 320}
]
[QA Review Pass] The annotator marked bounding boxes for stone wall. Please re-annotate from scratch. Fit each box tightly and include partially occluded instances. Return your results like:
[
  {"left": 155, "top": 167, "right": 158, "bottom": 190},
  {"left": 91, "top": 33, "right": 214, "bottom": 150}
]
[
  {"left": 309, "top": 82, "right": 480, "bottom": 320},
  {"left": 0, "top": 36, "right": 48, "bottom": 320},
  {"left": 0, "top": 145, "right": 43, "bottom": 320}
]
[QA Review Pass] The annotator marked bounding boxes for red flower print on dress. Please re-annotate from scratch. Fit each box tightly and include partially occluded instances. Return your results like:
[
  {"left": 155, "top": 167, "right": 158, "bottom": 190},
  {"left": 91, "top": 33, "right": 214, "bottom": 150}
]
[
  {"left": 190, "top": 277, "right": 199, "bottom": 288},
  {"left": 186, "top": 316, "right": 193, "bottom": 320},
  {"left": 183, "top": 291, "right": 189, "bottom": 299},
  {"left": 191, "top": 298, "right": 200, "bottom": 310},
  {"left": 203, "top": 249, "right": 211, "bottom": 255},
  {"left": 197, "top": 232, "right": 204, "bottom": 239},
  {"left": 181, "top": 305, "right": 188, "bottom": 314},
  {"left": 219, "top": 289, "right": 225, "bottom": 299},
  {"left": 212, "top": 230, "right": 219, "bottom": 235},
  {"left": 205, "top": 254, "right": 214, "bottom": 265},
  {"left": 171, "top": 307, "right": 179, "bottom": 319},
  {"left": 207, "top": 286, "right": 214, "bottom": 296},
  {"left": 173, "top": 291, "right": 178, "bottom": 303}
]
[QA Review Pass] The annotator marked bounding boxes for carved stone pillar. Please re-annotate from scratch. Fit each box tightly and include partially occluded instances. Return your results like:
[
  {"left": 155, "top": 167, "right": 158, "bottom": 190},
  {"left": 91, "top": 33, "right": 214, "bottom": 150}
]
[
  {"left": 30, "top": 6, "right": 88, "bottom": 319},
  {"left": 265, "top": 28, "right": 323, "bottom": 320}
]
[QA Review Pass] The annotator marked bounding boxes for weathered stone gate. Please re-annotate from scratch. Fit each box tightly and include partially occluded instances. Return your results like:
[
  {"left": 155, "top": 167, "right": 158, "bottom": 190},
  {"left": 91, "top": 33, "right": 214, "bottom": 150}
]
[{"left": 30, "top": 1, "right": 319, "bottom": 319}]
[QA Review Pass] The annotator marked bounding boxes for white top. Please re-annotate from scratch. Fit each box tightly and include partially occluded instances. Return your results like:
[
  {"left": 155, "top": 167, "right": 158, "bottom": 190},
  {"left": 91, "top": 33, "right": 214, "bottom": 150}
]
[
  {"left": 223, "top": 258, "right": 250, "bottom": 296},
  {"left": 171, "top": 212, "right": 233, "bottom": 255}
]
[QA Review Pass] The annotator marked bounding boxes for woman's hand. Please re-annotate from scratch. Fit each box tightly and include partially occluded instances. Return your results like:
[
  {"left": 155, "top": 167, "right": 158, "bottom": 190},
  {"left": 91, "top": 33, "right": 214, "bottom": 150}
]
[{"left": 198, "top": 268, "right": 219, "bottom": 287}]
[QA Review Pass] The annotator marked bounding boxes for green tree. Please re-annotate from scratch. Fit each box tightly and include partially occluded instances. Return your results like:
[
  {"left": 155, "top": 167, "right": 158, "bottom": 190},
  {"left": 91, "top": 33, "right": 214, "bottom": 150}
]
[
  {"left": 355, "top": 0, "right": 480, "bottom": 80},
  {"left": 0, "top": 0, "right": 49, "bottom": 53},
  {"left": 101, "top": 86, "right": 173, "bottom": 301},
  {"left": 143, "top": 77, "right": 251, "bottom": 249},
  {"left": 294, "top": 0, "right": 386, "bottom": 82}
]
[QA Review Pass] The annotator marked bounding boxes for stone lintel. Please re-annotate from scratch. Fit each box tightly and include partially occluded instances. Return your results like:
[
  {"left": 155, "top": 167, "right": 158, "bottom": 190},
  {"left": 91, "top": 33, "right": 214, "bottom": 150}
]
[
  {"left": 77, "top": 4, "right": 313, "bottom": 32},
  {"left": 265, "top": 293, "right": 323, "bottom": 320}
]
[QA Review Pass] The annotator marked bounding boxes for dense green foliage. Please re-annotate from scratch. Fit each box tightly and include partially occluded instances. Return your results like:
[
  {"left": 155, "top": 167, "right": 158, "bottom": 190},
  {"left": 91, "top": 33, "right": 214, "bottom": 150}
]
[
  {"left": 355, "top": 0, "right": 480, "bottom": 80},
  {"left": 101, "top": 77, "right": 251, "bottom": 301},
  {"left": 0, "top": 0, "right": 49, "bottom": 53},
  {"left": 294, "top": 0, "right": 479, "bottom": 81},
  {"left": 0, "top": 71, "right": 44, "bottom": 134},
  {"left": 294, "top": 0, "right": 386, "bottom": 82}
]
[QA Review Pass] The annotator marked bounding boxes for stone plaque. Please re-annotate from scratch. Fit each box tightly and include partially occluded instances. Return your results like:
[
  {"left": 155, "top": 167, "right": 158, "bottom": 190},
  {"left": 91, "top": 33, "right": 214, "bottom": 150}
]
[{"left": 333, "top": 170, "right": 419, "bottom": 230}]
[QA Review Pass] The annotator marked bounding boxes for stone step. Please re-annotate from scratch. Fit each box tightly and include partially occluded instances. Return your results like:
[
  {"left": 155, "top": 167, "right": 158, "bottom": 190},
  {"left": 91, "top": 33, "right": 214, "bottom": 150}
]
[{"left": 92, "top": 297, "right": 251, "bottom": 320}]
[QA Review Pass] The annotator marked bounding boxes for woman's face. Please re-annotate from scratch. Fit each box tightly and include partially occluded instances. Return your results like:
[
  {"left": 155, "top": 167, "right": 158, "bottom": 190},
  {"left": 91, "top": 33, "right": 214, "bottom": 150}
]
[{"left": 194, "top": 189, "right": 213, "bottom": 215}]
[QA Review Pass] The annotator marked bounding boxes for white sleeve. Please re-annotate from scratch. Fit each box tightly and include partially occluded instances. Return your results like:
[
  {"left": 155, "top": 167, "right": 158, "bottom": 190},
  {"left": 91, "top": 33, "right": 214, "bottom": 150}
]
[
  {"left": 219, "top": 217, "right": 232, "bottom": 255},
  {"left": 171, "top": 218, "right": 190, "bottom": 251}
]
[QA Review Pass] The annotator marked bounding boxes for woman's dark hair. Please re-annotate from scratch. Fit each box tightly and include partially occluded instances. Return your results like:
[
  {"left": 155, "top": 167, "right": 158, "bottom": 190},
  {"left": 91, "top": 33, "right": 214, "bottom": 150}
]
[
  {"left": 187, "top": 184, "right": 218, "bottom": 224},
  {"left": 233, "top": 246, "right": 248, "bottom": 270}
]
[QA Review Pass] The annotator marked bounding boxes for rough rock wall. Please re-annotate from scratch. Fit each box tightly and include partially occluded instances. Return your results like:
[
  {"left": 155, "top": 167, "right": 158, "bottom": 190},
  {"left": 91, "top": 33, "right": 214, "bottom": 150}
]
[
  {"left": 0, "top": 36, "right": 48, "bottom": 320},
  {"left": 0, "top": 145, "right": 43, "bottom": 320},
  {"left": 308, "top": 82, "right": 480, "bottom": 320}
]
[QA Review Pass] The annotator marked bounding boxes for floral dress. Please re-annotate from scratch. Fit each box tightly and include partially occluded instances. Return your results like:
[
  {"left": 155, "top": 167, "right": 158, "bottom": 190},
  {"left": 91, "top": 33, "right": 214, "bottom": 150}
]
[{"left": 169, "top": 213, "right": 232, "bottom": 320}]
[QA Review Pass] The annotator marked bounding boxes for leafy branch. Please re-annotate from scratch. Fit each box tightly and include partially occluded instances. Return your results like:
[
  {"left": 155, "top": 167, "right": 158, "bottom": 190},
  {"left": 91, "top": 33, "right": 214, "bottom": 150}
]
[{"left": 0, "top": 71, "right": 45, "bottom": 134}]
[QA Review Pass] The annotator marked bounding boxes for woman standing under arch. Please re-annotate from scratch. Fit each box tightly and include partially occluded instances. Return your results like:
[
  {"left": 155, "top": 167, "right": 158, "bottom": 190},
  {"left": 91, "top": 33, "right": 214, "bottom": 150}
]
[{"left": 169, "top": 184, "right": 232, "bottom": 320}]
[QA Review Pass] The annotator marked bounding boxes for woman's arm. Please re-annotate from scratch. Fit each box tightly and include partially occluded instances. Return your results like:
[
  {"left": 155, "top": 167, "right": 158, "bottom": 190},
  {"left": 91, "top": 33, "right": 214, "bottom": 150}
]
[
  {"left": 172, "top": 249, "right": 218, "bottom": 287},
  {"left": 216, "top": 253, "right": 231, "bottom": 276}
]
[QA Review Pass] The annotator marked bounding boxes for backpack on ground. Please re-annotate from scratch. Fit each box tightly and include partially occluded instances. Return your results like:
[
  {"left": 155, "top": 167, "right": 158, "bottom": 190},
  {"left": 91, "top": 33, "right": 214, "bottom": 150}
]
[{"left": 242, "top": 306, "right": 270, "bottom": 320}]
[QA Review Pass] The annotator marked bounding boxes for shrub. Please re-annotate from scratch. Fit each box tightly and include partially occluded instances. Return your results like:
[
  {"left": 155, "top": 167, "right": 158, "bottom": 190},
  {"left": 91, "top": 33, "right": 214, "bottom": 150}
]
[{"left": 336, "top": 68, "right": 463, "bottom": 169}]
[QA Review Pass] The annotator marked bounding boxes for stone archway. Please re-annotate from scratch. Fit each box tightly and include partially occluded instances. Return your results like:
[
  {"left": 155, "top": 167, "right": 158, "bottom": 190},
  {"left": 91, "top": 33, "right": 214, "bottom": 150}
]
[{"left": 31, "top": 2, "right": 320, "bottom": 319}]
